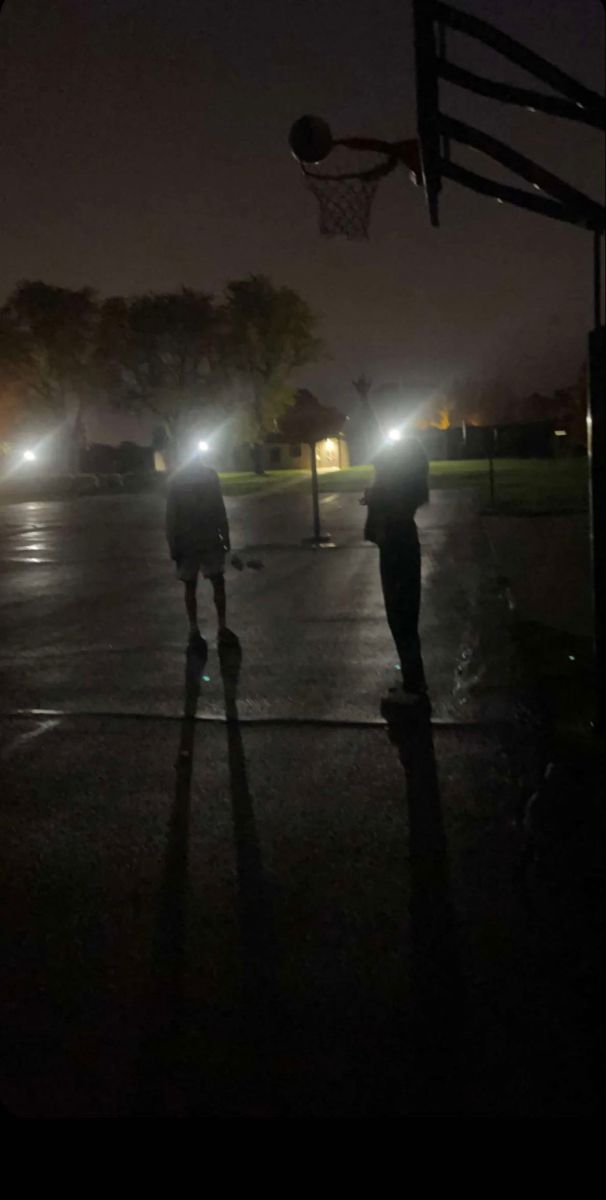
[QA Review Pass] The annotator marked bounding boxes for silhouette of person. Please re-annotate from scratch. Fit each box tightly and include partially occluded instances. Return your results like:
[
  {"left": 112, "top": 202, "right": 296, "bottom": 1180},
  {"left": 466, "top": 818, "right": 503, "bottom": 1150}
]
[
  {"left": 364, "top": 437, "right": 429, "bottom": 705},
  {"left": 166, "top": 454, "right": 242, "bottom": 655}
]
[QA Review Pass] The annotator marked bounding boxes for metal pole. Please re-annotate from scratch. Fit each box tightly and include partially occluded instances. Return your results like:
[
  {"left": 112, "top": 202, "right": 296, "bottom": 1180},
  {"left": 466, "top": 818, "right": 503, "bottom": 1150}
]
[
  {"left": 438, "top": 21, "right": 450, "bottom": 163},
  {"left": 488, "top": 427, "right": 497, "bottom": 507},
  {"left": 594, "top": 230, "right": 603, "bottom": 329},
  {"left": 310, "top": 441, "right": 321, "bottom": 542},
  {"left": 587, "top": 325, "right": 606, "bottom": 730}
]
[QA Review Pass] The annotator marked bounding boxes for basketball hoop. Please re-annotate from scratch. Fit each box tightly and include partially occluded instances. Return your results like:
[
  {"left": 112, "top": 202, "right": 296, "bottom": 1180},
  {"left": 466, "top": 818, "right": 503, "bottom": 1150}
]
[
  {"left": 302, "top": 157, "right": 398, "bottom": 240},
  {"left": 289, "top": 115, "right": 422, "bottom": 240}
]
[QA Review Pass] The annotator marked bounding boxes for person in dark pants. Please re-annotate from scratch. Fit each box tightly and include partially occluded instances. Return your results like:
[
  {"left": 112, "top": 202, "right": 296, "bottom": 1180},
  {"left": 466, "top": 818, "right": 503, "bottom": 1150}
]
[
  {"left": 166, "top": 455, "right": 242, "bottom": 655},
  {"left": 364, "top": 437, "right": 429, "bottom": 705}
]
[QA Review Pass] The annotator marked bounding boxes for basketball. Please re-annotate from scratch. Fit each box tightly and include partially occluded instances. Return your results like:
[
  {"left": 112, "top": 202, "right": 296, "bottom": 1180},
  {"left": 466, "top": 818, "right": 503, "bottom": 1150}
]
[{"left": 289, "top": 114, "right": 333, "bottom": 164}]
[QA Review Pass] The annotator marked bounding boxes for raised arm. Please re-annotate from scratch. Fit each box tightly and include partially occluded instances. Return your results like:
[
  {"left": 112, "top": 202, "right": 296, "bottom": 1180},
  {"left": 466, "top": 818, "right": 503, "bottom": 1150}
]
[{"left": 352, "top": 374, "right": 384, "bottom": 443}]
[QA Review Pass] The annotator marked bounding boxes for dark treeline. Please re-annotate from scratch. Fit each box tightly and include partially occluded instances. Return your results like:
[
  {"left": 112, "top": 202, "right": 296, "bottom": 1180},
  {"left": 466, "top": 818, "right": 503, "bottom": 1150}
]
[{"left": 0, "top": 276, "right": 323, "bottom": 471}]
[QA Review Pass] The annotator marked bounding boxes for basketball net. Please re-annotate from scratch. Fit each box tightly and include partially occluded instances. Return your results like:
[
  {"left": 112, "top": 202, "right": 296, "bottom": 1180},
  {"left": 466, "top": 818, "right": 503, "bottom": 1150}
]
[{"left": 301, "top": 157, "right": 398, "bottom": 240}]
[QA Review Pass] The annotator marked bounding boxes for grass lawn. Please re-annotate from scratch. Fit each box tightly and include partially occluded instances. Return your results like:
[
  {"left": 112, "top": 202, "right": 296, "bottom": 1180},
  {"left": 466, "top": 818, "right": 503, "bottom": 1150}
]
[
  {"left": 218, "top": 469, "right": 307, "bottom": 496},
  {"left": 220, "top": 459, "right": 589, "bottom": 515},
  {"left": 430, "top": 457, "right": 588, "bottom": 514}
]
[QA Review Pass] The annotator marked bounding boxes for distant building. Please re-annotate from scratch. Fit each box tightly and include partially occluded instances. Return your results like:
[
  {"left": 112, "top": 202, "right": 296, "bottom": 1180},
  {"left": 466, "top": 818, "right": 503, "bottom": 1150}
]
[
  {"left": 81, "top": 441, "right": 155, "bottom": 474},
  {"left": 265, "top": 433, "right": 349, "bottom": 471},
  {"left": 233, "top": 433, "right": 349, "bottom": 472}
]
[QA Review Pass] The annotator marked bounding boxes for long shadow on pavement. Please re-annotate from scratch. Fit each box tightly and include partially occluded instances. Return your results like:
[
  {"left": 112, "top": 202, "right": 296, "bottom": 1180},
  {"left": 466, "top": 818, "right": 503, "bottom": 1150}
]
[
  {"left": 218, "top": 641, "right": 283, "bottom": 1117},
  {"left": 384, "top": 696, "right": 468, "bottom": 1114},
  {"left": 134, "top": 642, "right": 283, "bottom": 1117},
  {"left": 132, "top": 644, "right": 202, "bottom": 1117}
]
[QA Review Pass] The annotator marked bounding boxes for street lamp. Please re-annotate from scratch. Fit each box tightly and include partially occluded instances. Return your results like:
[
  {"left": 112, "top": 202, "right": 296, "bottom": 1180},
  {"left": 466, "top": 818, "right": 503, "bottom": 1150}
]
[
  {"left": 388, "top": 428, "right": 402, "bottom": 443},
  {"left": 198, "top": 440, "right": 209, "bottom": 453},
  {"left": 22, "top": 450, "right": 37, "bottom": 463}
]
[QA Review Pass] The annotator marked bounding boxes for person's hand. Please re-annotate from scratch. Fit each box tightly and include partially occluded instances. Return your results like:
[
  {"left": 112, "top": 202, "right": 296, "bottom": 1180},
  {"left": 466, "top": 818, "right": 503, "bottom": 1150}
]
[{"left": 231, "top": 554, "right": 244, "bottom": 571}]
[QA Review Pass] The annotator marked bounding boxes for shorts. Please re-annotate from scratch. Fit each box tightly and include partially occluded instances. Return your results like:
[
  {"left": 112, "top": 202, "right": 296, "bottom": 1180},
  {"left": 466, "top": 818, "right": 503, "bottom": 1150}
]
[{"left": 176, "top": 548, "right": 226, "bottom": 582}]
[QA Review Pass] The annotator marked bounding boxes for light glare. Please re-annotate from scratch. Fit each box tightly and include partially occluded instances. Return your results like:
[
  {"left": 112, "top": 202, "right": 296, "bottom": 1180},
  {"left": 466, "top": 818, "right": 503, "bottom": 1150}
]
[
  {"left": 198, "top": 440, "right": 209, "bottom": 453},
  {"left": 23, "top": 450, "right": 37, "bottom": 462},
  {"left": 388, "top": 428, "right": 401, "bottom": 442}
]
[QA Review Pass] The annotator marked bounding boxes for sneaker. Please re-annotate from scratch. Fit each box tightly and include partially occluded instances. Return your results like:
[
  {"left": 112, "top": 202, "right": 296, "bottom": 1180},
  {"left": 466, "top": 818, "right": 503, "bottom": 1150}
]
[
  {"left": 381, "top": 685, "right": 427, "bottom": 707},
  {"left": 217, "top": 627, "right": 240, "bottom": 647},
  {"left": 188, "top": 630, "right": 208, "bottom": 657}
]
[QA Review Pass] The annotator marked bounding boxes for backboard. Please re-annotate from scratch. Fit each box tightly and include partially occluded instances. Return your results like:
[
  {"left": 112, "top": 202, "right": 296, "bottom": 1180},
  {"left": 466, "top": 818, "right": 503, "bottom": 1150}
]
[{"left": 412, "top": 0, "right": 442, "bottom": 226}]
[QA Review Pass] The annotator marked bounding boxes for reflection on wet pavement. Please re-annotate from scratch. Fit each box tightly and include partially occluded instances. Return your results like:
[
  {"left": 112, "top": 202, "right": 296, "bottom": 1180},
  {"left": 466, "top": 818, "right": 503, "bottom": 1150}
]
[{"left": 0, "top": 489, "right": 514, "bottom": 727}]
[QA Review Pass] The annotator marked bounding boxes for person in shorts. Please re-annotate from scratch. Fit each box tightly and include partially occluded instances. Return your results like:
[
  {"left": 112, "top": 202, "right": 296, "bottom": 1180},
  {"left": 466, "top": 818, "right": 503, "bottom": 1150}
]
[
  {"left": 166, "top": 456, "right": 241, "bottom": 653},
  {"left": 364, "top": 436, "right": 429, "bottom": 706}
]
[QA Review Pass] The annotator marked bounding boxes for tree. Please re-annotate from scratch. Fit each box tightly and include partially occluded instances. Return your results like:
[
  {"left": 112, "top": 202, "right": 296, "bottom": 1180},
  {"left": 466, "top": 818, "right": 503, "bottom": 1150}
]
[
  {"left": 428, "top": 406, "right": 451, "bottom": 431},
  {"left": 352, "top": 374, "right": 378, "bottom": 430},
  {"left": 351, "top": 374, "right": 382, "bottom": 460},
  {"left": 0, "top": 281, "right": 98, "bottom": 465},
  {"left": 223, "top": 275, "right": 323, "bottom": 473},
  {"left": 374, "top": 381, "right": 423, "bottom": 425},
  {"left": 441, "top": 375, "right": 518, "bottom": 427},
  {"left": 552, "top": 363, "right": 587, "bottom": 447},
  {"left": 354, "top": 376, "right": 437, "bottom": 441},
  {"left": 516, "top": 390, "right": 557, "bottom": 422},
  {"left": 97, "top": 288, "right": 221, "bottom": 460}
]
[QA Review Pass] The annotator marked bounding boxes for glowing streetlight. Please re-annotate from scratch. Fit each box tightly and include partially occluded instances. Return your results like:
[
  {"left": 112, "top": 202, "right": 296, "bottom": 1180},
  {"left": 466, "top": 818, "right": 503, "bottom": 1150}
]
[
  {"left": 198, "top": 440, "right": 209, "bottom": 453},
  {"left": 23, "top": 450, "right": 37, "bottom": 462},
  {"left": 387, "top": 428, "right": 401, "bottom": 443}
]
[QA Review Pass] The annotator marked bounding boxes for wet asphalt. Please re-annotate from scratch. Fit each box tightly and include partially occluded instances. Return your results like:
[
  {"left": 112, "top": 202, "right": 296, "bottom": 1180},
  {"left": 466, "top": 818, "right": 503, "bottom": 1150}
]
[{"left": 0, "top": 487, "right": 601, "bottom": 1117}]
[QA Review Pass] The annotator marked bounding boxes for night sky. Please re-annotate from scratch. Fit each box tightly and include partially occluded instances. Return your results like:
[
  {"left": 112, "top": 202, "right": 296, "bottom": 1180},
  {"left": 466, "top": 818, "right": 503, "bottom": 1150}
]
[{"left": 1, "top": 0, "right": 604, "bottom": 433}]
